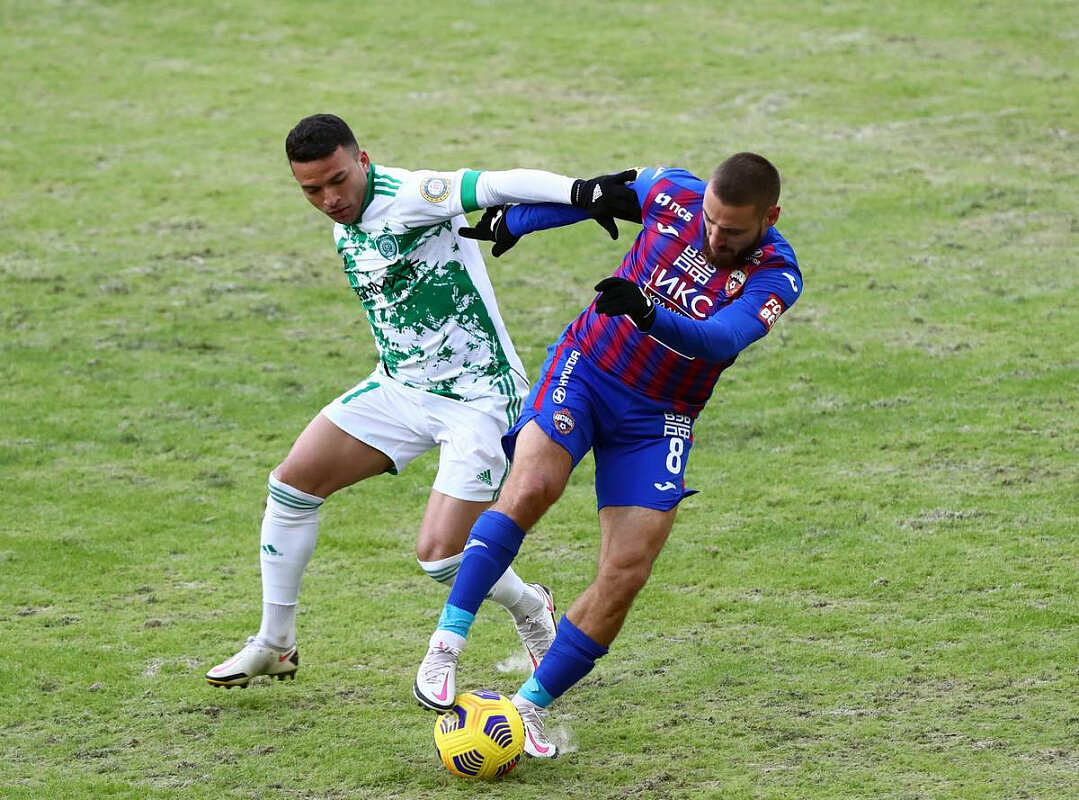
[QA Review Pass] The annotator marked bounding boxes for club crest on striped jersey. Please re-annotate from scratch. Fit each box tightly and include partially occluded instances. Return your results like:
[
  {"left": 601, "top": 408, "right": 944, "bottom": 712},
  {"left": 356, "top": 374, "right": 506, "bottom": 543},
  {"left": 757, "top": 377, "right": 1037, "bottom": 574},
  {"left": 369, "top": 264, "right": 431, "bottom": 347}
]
[
  {"left": 725, "top": 268, "right": 747, "bottom": 296},
  {"left": 375, "top": 233, "right": 399, "bottom": 260},
  {"left": 553, "top": 407, "right": 575, "bottom": 435},
  {"left": 421, "top": 176, "right": 452, "bottom": 203}
]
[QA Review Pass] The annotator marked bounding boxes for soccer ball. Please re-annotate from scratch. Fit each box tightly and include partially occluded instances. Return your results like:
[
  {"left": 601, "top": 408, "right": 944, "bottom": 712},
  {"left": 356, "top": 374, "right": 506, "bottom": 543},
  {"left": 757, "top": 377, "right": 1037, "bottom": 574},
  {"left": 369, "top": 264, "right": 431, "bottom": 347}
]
[{"left": 433, "top": 690, "right": 525, "bottom": 779}]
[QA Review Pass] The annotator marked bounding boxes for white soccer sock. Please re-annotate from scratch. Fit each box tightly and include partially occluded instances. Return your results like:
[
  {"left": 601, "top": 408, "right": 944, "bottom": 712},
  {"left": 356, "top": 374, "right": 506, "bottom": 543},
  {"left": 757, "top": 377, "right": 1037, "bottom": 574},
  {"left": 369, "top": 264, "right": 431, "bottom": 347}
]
[
  {"left": 418, "top": 553, "right": 463, "bottom": 587},
  {"left": 257, "top": 602, "right": 297, "bottom": 651},
  {"left": 488, "top": 567, "right": 530, "bottom": 615},
  {"left": 512, "top": 694, "right": 542, "bottom": 711},
  {"left": 428, "top": 628, "right": 467, "bottom": 652},
  {"left": 257, "top": 474, "right": 323, "bottom": 648},
  {"left": 418, "top": 553, "right": 538, "bottom": 621},
  {"left": 503, "top": 578, "right": 545, "bottom": 621}
]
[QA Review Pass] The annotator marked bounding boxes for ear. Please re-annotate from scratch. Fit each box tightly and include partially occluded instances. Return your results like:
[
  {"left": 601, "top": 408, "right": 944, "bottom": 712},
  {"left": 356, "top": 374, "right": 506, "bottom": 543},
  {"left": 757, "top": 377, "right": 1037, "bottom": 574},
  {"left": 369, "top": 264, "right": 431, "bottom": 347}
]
[
  {"left": 765, "top": 205, "right": 781, "bottom": 227},
  {"left": 357, "top": 149, "right": 370, "bottom": 170}
]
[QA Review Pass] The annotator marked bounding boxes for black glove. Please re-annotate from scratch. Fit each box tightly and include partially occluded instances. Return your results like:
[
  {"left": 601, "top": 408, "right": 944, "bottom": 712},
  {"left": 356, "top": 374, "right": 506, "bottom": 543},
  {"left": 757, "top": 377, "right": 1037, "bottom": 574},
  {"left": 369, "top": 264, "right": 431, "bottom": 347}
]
[
  {"left": 594, "top": 276, "right": 656, "bottom": 331},
  {"left": 571, "top": 169, "right": 641, "bottom": 223},
  {"left": 461, "top": 204, "right": 621, "bottom": 256},
  {"left": 459, "top": 205, "right": 519, "bottom": 257}
]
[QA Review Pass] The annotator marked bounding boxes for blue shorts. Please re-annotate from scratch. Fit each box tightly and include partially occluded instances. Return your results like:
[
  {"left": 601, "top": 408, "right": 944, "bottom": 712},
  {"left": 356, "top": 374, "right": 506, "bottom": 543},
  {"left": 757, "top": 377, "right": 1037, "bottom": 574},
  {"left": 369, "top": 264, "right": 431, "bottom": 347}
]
[{"left": 504, "top": 340, "right": 698, "bottom": 511}]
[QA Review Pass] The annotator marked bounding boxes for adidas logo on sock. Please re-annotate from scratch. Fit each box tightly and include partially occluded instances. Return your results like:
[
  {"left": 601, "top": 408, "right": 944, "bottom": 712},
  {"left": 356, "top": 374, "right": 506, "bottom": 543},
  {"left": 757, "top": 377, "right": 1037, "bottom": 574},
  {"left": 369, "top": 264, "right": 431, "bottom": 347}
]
[
  {"left": 476, "top": 469, "right": 492, "bottom": 487},
  {"left": 261, "top": 544, "right": 284, "bottom": 557}
]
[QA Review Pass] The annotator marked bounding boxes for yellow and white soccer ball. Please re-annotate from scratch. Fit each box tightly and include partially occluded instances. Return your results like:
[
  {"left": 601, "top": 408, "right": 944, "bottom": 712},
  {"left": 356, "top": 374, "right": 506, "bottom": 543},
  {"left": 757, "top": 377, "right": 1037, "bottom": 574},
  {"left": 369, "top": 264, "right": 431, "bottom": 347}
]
[{"left": 433, "top": 690, "right": 525, "bottom": 779}]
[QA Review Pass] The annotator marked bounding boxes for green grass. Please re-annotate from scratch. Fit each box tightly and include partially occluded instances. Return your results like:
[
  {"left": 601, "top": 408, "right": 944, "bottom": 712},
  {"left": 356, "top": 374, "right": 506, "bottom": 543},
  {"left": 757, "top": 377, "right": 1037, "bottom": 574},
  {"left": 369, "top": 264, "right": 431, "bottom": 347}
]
[{"left": 2, "top": 0, "right": 1077, "bottom": 797}]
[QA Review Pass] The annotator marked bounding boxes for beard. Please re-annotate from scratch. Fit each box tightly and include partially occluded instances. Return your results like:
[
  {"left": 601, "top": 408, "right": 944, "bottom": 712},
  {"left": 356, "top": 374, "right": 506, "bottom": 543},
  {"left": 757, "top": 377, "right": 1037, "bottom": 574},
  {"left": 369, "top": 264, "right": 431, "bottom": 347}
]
[{"left": 702, "top": 224, "right": 765, "bottom": 270}]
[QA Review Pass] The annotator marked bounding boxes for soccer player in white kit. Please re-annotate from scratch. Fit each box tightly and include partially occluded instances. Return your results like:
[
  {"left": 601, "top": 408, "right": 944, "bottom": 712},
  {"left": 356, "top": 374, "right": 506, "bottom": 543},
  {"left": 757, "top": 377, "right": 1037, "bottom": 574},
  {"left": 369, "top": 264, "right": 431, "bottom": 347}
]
[{"left": 205, "top": 114, "right": 601, "bottom": 688}]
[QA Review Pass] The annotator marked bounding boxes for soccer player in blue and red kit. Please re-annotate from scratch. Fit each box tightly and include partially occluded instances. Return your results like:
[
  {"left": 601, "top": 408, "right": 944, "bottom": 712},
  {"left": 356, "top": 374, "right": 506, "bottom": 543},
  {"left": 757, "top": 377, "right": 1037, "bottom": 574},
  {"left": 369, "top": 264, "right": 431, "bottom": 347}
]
[{"left": 413, "top": 154, "right": 802, "bottom": 757}]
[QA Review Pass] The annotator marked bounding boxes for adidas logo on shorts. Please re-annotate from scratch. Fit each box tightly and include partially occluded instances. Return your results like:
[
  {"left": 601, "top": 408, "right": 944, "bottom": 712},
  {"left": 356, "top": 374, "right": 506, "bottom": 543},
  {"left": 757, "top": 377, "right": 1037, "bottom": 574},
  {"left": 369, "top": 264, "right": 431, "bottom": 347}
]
[{"left": 476, "top": 469, "right": 492, "bottom": 487}]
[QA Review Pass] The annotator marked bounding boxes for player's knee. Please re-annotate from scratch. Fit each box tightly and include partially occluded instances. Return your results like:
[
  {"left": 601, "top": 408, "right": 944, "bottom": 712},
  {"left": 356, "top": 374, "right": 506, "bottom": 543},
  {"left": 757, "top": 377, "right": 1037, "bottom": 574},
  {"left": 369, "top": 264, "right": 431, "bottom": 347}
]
[
  {"left": 272, "top": 461, "right": 302, "bottom": 490},
  {"left": 498, "top": 469, "right": 563, "bottom": 521},
  {"left": 415, "top": 539, "right": 435, "bottom": 562},
  {"left": 415, "top": 537, "right": 458, "bottom": 562},
  {"left": 273, "top": 461, "right": 328, "bottom": 499}
]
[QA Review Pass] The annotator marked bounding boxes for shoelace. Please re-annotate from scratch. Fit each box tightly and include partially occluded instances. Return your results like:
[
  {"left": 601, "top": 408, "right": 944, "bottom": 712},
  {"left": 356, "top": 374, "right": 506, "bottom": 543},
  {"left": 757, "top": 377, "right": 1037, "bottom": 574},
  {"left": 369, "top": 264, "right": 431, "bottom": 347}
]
[
  {"left": 517, "top": 702, "right": 549, "bottom": 731},
  {"left": 420, "top": 644, "right": 459, "bottom": 681},
  {"left": 515, "top": 703, "right": 543, "bottom": 725},
  {"left": 517, "top": 613, "right": 554, "bottom": 652}
]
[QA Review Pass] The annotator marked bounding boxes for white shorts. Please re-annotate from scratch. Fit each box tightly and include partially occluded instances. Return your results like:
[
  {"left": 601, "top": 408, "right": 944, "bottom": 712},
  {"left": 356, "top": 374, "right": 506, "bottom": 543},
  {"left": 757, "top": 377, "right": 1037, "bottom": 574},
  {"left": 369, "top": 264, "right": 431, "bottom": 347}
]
[{"left": 320, "top": 371, "right": 526, "bottom": 502}]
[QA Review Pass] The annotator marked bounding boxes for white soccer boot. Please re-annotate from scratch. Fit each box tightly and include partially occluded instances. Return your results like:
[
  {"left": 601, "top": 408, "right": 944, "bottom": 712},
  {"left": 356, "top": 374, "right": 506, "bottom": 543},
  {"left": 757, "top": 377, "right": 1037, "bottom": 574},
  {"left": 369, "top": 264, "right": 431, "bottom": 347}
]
[
  {"left": 205, "top": 636, "right": 299, "bottom": 688},
  {"left": 514, "top": 697, "right": 559, "bottom": 758},
  {"left": 413, "top": 637, "right": 461, "bottom": 712},
  {"left": 514, "top": 583, "right": 557, "bottom": 671}
]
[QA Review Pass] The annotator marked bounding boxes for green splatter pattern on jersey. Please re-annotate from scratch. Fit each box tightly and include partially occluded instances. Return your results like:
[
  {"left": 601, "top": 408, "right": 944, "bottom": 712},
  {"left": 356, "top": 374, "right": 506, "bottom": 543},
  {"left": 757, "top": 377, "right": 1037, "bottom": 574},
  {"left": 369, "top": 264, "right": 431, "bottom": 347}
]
[
  {"left": 333, "top": 170, "right": 523, "bottom": 404},
  {"left": 366, "top": 257, "right": 513, "bottom": 400}
]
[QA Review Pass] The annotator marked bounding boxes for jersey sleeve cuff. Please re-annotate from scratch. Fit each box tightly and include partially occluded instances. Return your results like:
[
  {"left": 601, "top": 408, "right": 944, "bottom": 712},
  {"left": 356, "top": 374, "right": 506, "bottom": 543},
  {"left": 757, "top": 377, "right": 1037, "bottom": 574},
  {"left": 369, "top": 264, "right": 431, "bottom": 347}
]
[{"left": 461, "top": 169, "right": 482, "bottom": 213}]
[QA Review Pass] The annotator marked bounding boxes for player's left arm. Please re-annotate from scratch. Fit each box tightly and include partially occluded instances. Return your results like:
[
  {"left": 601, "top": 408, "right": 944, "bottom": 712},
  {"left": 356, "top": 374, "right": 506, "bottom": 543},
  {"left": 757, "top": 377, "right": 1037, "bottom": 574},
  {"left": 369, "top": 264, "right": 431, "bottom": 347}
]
[
  {"left": 491, "top": 167, "right": 640, "bottom": 230},
  {"left": 500, "top": 166, "right": 704, "bottom": 242},
  {"left": 649, "top": 267, "right": 802, "bottom": 360},
  {"left": 401, "top": 166, "right": 637, "bottom": 219}
]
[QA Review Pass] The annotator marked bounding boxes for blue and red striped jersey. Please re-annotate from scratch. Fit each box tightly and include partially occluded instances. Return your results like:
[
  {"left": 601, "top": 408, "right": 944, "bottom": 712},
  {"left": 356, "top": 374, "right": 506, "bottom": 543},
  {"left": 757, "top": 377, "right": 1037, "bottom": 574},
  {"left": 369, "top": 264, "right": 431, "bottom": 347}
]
[{"left": 510, "top": 167, "right": 802, "bottom": 416}]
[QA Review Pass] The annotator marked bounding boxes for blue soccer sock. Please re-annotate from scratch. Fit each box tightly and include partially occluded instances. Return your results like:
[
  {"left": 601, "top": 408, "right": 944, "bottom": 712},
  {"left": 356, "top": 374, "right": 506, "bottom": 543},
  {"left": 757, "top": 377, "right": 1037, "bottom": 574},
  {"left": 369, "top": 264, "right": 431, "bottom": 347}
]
[
  {"left": 436, "top": 511, "right": 526, "bottom": 638},
  {"left": 434, "top": 605, "right": 475, "bottom": 641},
  {"left": 517, "top": 615, "right": 609, "bottom": 708}
]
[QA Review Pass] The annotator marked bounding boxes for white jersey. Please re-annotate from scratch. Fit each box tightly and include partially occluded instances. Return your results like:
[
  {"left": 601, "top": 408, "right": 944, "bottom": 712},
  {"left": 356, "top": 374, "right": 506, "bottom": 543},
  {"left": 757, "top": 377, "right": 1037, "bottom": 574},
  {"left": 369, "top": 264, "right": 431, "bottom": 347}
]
[{"left": 333, "top": 164, "right": 527, "bottom": 405}]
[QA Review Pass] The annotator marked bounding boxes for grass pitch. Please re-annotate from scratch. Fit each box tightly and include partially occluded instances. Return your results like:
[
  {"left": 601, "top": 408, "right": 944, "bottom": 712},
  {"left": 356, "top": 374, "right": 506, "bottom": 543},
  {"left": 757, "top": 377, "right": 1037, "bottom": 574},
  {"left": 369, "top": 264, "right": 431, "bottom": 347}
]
[{"left": 2, "top": 1, "right": 1077, "bottom": 797}]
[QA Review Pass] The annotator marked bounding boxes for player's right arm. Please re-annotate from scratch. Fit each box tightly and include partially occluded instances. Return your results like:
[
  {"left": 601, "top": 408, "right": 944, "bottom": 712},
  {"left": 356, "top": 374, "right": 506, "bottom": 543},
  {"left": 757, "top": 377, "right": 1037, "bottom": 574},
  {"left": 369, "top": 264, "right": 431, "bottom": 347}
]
[
  {"left": 466, "top": 168, "right": 646, "bottom": 256},
  {"left": 398, "top": 167, "right": 634, "bottom": 227},
  {"left": 503, "top": 168, "right": 645, "bottom": 235},
  {"left": 501, "top": 166, "right": 701, "bottom": 242}
]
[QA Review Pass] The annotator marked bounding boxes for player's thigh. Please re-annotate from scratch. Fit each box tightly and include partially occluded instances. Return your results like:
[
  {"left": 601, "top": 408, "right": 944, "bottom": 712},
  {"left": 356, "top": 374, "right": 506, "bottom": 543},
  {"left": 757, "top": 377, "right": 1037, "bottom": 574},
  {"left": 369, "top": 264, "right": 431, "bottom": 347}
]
[
  {"left": 426, "top": 381, "right": 579, "bottom": 530},
  {"left": 281, "top": 376, "right": 434, "bottom": 497},
  {"left": 416, "top": 490, "right": 489, "bottom": 559},
  {"left": 276, "top": 414, "right": 395, "bottom": 498},
  {"left": 495, "top": 344, "right": 605, "bottom": 528}
]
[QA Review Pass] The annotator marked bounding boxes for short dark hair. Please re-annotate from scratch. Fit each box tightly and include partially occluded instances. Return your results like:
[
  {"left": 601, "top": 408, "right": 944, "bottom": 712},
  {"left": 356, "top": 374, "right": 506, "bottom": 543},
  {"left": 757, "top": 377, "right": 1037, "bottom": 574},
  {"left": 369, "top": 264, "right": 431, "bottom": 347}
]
[
  {"left": 709, "top": 153, "right": 781, "bottom": 211},
  {"left": 285, "top": 114, "right": 359, "bottom": 163}
]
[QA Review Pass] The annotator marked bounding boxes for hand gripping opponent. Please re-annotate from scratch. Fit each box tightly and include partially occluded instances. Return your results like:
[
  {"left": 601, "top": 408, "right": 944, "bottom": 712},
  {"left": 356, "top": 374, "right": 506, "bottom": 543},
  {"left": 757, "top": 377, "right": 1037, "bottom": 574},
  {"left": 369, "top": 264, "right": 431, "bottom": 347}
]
[
  {"left": 594, "top": 276, "right": 656, "bottom": 331},
  {"left": 460, "top": 204, "right": 623, "bottom": 257},
  {"left": 570, "top": 169, "right": 641, "bottom": 223},
  {"left": 459, "top": 205, "right": 521, "bottom": 257}
]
